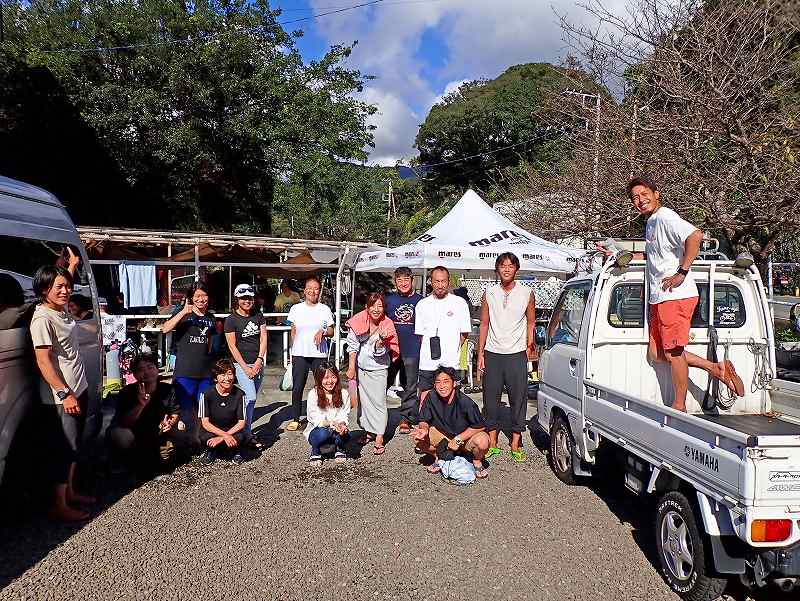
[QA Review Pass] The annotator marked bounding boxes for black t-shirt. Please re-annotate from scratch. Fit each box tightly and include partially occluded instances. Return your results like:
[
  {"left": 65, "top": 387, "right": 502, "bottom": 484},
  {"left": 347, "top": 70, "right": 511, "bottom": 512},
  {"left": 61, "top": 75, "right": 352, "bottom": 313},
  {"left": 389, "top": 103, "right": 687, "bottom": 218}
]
[
  {"left": 419, "top": 389, "right": 485, "bottom": 439},
  {"left": 224, "top": 312, "right": 265, "bottom": 364},
  {"left": 199, "top": 386, "right": 245, "bottom": 430},
  {"left": 114, "top": 382, "right": 180, "bottom": 439},
  {"left": 172, "top": 311, "right": 216, "bottom": 378}
]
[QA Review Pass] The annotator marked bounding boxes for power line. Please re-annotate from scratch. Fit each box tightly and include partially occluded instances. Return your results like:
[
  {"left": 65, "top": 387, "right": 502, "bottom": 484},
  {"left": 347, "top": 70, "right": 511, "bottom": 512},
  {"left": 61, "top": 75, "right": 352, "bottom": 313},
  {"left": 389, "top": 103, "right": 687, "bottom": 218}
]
[
  {"left": 275, "top": 0, "right": 443, "bottom": 10},
  {"left": 38, "top": 0, "right": 385, "bottom": 55},
  {"left": 417, "top": 128, "right": 563, "bottom": 169}
]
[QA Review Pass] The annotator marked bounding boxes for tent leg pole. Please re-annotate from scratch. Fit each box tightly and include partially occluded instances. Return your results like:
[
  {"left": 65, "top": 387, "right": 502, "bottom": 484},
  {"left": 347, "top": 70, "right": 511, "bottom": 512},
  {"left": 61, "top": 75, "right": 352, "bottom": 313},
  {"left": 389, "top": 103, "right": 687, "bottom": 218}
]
[
  {"left": 334, "top": 247, "right": 348, "bottom": 369},
  {"left": 228, "top": 266, "right": 233, "bottom": 310},
  {"left": 350, "top": 270, "right": 356, "bottom": 312},
  {"left": 421, "top": 268, "right": 427, "bottom": 294}
]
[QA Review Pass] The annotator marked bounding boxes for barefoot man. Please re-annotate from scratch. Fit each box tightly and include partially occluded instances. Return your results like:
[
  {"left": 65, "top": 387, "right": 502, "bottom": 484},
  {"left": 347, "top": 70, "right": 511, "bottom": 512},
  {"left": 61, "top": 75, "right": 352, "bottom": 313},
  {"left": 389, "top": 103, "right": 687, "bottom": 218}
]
[{"left": 628, "top": 176, "right": 744, "bottom": 411}]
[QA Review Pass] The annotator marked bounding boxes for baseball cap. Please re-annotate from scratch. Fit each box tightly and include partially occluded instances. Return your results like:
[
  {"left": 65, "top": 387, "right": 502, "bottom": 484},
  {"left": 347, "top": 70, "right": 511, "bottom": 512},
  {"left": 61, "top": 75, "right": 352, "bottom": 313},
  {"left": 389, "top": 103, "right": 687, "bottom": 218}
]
[{"left": 234, "top": 284, "right": 255, "bottom": 298}]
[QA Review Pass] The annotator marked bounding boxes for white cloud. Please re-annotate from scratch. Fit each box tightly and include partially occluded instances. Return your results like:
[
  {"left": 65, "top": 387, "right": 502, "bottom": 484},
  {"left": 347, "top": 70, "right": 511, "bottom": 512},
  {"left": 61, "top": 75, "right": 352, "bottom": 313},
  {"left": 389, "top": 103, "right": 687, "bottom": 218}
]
[{"left": 310, "top": 0, "right": 631, "bottom": 164}]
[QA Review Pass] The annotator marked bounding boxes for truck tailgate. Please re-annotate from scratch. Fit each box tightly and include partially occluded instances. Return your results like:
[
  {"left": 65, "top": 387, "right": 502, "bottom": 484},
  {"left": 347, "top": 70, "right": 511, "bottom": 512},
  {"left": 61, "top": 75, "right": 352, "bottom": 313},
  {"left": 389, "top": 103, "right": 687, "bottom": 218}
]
[{"left": 752, "top": 443, "right": 800, "bottom": 506}]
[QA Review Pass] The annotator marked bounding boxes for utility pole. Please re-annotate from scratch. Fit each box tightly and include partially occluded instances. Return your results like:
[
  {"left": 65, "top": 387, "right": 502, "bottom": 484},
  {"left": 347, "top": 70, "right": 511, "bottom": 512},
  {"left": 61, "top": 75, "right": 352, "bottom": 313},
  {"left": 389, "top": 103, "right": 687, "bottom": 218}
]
[
  {"left": 563, "top": 89, "right": 601, "bottom": 233},
  {"left": 383, "top": 179, "right": 396, "bottom": 247}
]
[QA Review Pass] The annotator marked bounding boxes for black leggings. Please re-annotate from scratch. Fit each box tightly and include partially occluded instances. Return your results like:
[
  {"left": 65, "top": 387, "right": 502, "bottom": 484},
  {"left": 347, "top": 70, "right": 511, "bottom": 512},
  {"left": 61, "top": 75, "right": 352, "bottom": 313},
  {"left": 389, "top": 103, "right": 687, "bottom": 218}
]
[{"left": 291, "top": 356, "right": 325, "bottom": 421}]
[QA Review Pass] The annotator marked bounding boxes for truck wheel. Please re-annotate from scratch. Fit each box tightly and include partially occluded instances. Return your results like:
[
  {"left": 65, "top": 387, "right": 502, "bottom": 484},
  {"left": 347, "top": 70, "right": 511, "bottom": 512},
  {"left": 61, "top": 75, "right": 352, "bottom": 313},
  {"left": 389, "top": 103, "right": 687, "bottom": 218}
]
[
  {"left": 549, "top": 414, "right": 576, "bottom": 485},
  {"left": 655, "top": 492, "right": 728, "bottom": 601}
]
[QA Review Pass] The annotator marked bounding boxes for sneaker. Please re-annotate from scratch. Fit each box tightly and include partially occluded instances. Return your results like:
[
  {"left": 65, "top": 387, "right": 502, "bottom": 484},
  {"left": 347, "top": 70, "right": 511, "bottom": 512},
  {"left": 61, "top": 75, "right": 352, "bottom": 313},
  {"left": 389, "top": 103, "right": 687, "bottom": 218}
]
[
  {"left": 485, "top": 447, "right": 502, "bottom": 459},
  {"left": 386, "top": 389, "right": 401, "bottom": 400},
  {"left": 231, "top": 452, "right": 245, "bottom": 465},
  {"left": 199, "top": 449, "right": 217, "bottom": 465}
]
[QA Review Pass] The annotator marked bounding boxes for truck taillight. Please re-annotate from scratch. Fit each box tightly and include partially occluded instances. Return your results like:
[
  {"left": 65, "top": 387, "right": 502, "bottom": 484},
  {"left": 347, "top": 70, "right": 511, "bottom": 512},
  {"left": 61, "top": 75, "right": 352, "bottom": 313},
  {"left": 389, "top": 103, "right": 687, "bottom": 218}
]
[{"left": 751, "top": 519, "right": 792, "bottom": 542}]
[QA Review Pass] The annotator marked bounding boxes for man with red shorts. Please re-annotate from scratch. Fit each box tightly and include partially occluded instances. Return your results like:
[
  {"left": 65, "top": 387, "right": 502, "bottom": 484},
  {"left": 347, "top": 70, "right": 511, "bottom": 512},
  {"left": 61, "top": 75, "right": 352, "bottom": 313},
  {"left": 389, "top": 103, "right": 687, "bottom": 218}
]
[{"left": 629, "top": 176, "right": 744, "bottom": 412}]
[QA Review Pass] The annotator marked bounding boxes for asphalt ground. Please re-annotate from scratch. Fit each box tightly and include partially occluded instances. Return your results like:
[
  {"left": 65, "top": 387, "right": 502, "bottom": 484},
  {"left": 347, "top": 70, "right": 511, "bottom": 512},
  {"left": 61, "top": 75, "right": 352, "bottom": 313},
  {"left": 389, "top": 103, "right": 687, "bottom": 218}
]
[{"left": 0, "top": 380, "right": 788, "bottom": 601}]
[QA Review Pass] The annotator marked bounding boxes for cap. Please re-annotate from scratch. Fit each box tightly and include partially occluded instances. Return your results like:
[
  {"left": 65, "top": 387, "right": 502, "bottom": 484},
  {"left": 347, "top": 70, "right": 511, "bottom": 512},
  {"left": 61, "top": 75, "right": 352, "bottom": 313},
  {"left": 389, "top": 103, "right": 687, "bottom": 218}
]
[{"left": 234, "top": 284, "right": 255, "bottom": 298}]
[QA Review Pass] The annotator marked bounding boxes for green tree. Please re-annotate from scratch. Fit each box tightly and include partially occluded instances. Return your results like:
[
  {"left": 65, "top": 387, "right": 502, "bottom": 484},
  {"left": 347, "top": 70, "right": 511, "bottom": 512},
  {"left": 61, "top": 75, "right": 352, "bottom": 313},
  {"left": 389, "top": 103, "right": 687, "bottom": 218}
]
[
  {"left": 414, "top": 63, "right": 595, "bottom": 200},
  {"left": 1, "top": 0, "right": 376, "bottom": 233}
]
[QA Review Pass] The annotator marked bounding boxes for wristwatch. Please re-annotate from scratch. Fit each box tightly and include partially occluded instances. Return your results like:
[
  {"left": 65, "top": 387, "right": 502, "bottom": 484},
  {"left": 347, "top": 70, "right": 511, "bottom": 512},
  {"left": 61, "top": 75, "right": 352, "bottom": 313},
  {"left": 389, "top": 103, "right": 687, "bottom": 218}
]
[
  {"left": 56, "top": 388, "right": 70, "bottom": 401},
  {"left": 453, "top": 436, "right": 465, "bottom": 446},
  {"left": 677, "top": 267, "right": 690, "bottom": 276}
]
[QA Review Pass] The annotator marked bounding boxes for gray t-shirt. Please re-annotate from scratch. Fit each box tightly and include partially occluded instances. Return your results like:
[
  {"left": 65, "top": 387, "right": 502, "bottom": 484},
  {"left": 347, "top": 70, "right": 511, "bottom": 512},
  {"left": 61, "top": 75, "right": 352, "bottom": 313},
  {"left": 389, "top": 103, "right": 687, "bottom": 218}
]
[{"left": 30, "top": 304, "right": 88, "bottom": 404}]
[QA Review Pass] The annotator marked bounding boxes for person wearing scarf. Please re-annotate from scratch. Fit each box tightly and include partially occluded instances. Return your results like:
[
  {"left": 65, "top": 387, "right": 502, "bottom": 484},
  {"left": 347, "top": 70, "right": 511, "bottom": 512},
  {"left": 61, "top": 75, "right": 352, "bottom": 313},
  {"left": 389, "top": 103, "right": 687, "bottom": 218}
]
[{"left": 345, "top": 292, "right": 399, "bottom": 455}]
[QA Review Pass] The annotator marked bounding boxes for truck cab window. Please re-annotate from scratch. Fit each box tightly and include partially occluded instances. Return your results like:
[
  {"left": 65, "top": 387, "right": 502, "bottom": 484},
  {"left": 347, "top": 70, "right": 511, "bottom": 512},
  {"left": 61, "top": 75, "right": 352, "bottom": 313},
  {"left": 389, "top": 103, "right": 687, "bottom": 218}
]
[
  {"left": 547, "top": 284, "right": 591, "bottom": 347},
  {"left": 692, "top": 283, "right": 746, "bottom": 328},
  {"left": 608, "top": 284, "right": 645, "bottom": 327}
]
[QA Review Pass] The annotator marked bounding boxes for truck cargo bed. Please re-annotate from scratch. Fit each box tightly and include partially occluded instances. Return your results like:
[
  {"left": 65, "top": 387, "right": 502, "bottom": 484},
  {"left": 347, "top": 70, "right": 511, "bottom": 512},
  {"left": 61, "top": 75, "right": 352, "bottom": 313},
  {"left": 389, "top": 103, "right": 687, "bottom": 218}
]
[{"left": 696, "top": 413, "right": 800, "bottom": 436}]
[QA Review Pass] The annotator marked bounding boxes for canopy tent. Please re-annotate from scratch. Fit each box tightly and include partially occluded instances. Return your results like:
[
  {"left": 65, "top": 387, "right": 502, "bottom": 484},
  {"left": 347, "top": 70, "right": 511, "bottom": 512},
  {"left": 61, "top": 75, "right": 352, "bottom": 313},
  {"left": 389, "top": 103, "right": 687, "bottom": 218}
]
[{"left": 350, "top": 190, "right": 584, "bottom": 274}]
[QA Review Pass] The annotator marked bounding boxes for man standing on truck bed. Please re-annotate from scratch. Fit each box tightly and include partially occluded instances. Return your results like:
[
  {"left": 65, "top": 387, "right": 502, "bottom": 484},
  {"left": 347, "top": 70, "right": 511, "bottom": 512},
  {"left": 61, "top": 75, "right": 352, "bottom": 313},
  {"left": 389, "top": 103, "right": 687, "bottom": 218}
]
[{"left": 628, "top": 176, "right": 744, "bottom": 411}]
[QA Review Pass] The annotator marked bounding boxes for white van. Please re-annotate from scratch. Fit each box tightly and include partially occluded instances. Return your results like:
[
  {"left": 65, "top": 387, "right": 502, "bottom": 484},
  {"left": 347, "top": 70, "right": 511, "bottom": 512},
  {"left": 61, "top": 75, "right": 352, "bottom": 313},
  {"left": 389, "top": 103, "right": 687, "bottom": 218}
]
[{"left": 0, "top": 176, "right": 102, "bottom": 485}]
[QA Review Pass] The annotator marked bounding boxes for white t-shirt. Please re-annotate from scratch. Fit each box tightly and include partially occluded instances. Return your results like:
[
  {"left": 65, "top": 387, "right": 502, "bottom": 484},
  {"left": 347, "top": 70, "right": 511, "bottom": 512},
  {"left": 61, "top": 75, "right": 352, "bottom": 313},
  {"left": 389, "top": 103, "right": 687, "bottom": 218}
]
[
  {"left": 415, "top": 293, "right": 472, "bottom": 371},
  {"left": 30, "top": 304, "right": 89, "bottom": 404},
  {"left": 645, "top": 206, "right": 699, "bottom": 304},
  {"left": 288, "top": 302, "right": 334, "bottom": 358}
]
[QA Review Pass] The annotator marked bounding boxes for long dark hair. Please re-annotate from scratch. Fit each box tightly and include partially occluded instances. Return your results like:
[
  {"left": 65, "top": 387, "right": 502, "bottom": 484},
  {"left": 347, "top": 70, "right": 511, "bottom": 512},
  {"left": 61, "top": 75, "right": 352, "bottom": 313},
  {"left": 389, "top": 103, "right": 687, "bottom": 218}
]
[{"left": 313, "top": 361, "right": 343, "bottom": 410}]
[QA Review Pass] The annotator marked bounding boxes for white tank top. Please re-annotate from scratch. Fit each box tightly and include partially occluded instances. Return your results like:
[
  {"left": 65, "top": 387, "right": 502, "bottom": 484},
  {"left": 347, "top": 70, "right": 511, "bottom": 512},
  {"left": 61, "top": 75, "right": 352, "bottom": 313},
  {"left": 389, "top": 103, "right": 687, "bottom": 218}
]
[{"left": 485, "top": 283, "right": 532, "bottom": 354}]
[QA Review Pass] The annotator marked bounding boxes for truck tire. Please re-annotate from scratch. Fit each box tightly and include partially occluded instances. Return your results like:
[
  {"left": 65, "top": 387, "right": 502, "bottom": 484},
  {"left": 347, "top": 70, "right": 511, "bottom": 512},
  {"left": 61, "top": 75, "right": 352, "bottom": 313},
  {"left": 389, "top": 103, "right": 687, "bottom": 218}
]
[
  {"left": 655, "top": 492, "right": 728, "bottom": 601},
  {"left": 549, "top": 414, "right": 576, "bottom": 485}
]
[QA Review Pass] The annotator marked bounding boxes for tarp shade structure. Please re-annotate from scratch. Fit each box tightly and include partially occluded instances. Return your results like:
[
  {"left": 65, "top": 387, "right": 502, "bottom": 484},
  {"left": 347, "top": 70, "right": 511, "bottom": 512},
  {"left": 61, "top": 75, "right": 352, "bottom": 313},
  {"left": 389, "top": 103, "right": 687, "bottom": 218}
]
[{"left": 352, "top": 190, "right": 584, "bottom": 274}]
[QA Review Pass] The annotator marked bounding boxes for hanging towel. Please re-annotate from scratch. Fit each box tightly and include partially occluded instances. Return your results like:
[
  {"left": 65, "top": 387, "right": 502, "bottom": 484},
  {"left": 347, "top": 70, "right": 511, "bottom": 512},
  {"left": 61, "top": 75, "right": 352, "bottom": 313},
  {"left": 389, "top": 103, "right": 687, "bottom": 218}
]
[{"left": 118, "top": 262, "right": 157, "bottom": 309}]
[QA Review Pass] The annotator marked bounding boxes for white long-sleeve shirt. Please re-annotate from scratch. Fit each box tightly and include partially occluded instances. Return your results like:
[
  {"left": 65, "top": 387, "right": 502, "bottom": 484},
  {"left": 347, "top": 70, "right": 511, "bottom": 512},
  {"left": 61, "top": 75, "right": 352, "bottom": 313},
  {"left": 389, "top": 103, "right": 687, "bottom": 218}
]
[{"left": 303, "top": 388, "right": 351, "bottom": 440}]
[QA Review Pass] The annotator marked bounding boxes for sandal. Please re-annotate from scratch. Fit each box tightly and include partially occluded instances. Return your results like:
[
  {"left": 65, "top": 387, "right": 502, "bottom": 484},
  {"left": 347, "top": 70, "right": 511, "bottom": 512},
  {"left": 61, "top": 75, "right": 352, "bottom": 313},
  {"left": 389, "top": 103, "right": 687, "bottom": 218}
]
[
  {"left": 474, "top": 466, "right": 489, "bottom": 479},
  {"left": 426, "top": 462, "right": 442, "bottom": 474},
  {"left": 485, "top": 447, "right": 502, "bottom": 459},
  {"left": 334, "top": 451, "right": 347, "bottom": 464},
  {"left": 286, "top": 420, "right": 301, "bottom": 432},
  {"left": 373, "top": 444, "right": 386, "bottom": 456},
  {"left": 360, "top": 433, "right": 375, "bottom": 444},
  {"left": 398, "top": 421, "right": 411, "bottom": 435},
  {"left": 721, "top": 360, "right": 745, "bottom": 397},
  {"left": 509, "top": 449, "right": 527, "bottom": 463},
  {"left": 308, "top": 455, "right": 322, "bottom": 467}
]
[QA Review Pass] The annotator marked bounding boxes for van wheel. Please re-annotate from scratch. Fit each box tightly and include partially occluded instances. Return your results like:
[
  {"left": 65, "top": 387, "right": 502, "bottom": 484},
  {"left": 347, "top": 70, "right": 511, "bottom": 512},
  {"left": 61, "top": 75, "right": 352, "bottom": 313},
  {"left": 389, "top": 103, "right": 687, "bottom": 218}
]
[
  {"left": 549, "top": 414, "right": 576, "bottom": 485},
  {"left": 655, "top": 492, "right": 728, "bottom": 601}
]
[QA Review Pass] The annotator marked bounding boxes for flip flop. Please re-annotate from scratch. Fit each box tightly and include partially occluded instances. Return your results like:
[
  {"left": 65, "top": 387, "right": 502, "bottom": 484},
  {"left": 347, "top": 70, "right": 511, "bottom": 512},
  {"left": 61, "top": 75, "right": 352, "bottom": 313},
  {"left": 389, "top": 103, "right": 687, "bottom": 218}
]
[
  {"left": 398, "top": 422, "right": 411, "bottom": 435},
  {"left": 721, "top": 360, "right": 745, "bottom": 396},
  {"left": 286, "top": 421, "right": 300, "bottom": 432},
  {"left": 474, "top": 466, "right": 489, "bottom": 479},
  {"left": 373, "top": 444, "right": 386, "bottom": 456},
  {"left": 426, "top": 462, "right": 442, "bottom": 474}
]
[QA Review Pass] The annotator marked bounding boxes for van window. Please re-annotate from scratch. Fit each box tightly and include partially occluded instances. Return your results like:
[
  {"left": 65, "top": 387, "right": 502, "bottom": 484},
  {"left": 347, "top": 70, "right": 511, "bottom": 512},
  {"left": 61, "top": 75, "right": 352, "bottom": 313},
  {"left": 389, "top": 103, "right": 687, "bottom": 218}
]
[
  {"left": 608, "top": 284, "right": 645, "bottom": 327},
  {"left": 0, "top": 234, "right": 86, "bottom": 330},
  {"left": 692, "top": 283, "right": 746, "bottom": 328},
  {"left": 604, "top": 282, "right": 746, "bottom": 329},
  {"left": 547, "top": 283, "right": 591, "bottom": 347}
]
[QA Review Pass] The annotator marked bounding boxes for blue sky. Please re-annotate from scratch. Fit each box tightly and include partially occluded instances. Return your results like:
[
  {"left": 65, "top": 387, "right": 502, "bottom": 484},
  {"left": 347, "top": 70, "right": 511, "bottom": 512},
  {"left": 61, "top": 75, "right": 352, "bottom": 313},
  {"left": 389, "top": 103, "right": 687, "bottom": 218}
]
[{"left": 276, "top": 0, "right": 627, "bottom": 165}]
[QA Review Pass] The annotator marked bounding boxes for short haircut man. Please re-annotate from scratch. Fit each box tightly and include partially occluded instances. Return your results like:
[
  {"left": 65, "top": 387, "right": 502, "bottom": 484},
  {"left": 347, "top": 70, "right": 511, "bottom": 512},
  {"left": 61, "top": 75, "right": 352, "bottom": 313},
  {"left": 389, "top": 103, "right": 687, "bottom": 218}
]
[
  {"left": 414, "top": 266, "right": 471, "bottom": 396},
  {"left": 478, "top": 251, "right": 535, "bottom": 462},
  {"left": 628, "top": 175, "right": 744, "bottom": 411},
  {"left": 385, "top": 265, "right": 423, "bottom": 432}
]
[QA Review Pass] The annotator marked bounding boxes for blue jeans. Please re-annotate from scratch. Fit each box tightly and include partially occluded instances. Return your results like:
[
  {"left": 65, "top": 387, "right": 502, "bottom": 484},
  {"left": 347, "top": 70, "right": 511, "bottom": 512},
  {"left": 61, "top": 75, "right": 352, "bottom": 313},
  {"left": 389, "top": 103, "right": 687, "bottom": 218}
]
[
  {"left": 174, "top": 376, "right": 212, "bottom": 431},
  {"left": 308, "top": 426, "right": 350, "bottom": 457},
  {"left": 233, "top": 362, "right": 264, "bottom": 433}
]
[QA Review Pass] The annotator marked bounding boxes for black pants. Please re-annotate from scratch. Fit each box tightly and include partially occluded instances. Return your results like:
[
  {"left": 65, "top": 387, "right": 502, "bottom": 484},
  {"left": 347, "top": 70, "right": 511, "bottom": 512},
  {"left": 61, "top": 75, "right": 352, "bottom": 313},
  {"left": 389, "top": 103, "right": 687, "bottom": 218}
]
[
  {"left": 199, "top": 429, "right": 248, "bottom": 457},
  {"left": 482, "top": 350, "right": 527, "bottom": 434},
  {"left": 291, "top": 356, "right": 324, "bottom": 421},
  {"left": 387, "top": 356, "right": 420, "bottom": 424}
]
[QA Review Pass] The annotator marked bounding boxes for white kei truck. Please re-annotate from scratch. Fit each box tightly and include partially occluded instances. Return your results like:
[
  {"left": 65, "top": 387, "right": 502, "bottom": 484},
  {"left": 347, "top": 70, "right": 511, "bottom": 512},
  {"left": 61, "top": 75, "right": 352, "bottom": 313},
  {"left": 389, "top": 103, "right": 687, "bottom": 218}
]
[{"left": 537, "top": 256, "right": 800, "bottom": 600}]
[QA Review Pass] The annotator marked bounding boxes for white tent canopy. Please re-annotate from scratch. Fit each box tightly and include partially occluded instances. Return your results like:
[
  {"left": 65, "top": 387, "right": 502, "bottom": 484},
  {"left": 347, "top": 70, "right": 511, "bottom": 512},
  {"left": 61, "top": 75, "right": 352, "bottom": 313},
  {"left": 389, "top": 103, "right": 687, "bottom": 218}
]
[{"left": 351, "top": 190, "right": 584, "bottom": 274}]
